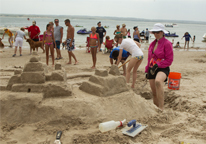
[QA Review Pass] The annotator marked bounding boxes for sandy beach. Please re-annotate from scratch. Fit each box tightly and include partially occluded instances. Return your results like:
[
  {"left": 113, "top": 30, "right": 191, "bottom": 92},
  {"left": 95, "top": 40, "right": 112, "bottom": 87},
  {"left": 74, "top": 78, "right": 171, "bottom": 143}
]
[{"left": 0, "top": 41, "right": 206, "bottom": 144}]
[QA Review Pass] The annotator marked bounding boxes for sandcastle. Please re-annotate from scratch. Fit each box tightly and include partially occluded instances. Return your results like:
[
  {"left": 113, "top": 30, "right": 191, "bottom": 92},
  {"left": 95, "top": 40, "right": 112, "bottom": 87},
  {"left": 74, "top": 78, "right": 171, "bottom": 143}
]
[
  {"left": 6, "top": 52, "right": 72, "bottom": 98},
  {"left": 80, "top": 65, "right": 129, "bottom": 96}
]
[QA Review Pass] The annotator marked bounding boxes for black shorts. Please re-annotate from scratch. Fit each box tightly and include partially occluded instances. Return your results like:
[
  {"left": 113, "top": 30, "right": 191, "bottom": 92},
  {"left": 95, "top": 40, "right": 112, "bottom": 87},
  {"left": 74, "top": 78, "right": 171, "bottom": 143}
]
[
  {"left": 146, "top": 37, "right": 149, "bottom": 40},
  {"left": 99, "top": 38, "right": 103, "bottom": 44},
  {"left": 147, "top": 67, "right": 170, "bottom": 82},
  {"left": 32, "top": 39, "right": 39, "bottom": 42},
  {"left": 134, "top": 38, "right": 139, "bottom": 42}
]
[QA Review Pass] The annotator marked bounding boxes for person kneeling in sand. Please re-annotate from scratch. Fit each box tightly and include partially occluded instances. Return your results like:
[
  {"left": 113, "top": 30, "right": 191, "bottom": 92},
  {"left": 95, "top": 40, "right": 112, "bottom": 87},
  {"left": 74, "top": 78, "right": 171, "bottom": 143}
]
[
  {"left": 64, "top": 19, "right": 78, "bottom": 65},
  {"left": 13, "top": 28, "right": 27, "bottom": 57},
  {"left": 89, "top": 27, "right": 100, "bottom": 69},
  {"left": 115, "top": 34, "right": 143, "bottom": 88},
  {"left": 109, "top": 47, "right": 130, "bottom": 76},
  {"left": 173, "top": 42, "right": 181, "bottom": 48}
]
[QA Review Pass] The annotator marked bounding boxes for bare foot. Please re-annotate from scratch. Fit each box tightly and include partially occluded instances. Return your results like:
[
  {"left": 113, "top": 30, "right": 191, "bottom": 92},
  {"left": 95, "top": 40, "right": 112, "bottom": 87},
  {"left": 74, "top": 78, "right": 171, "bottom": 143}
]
[
  {"left": 91, "top": 66, "right": 95, "bottom": 69},
  {"left": 74, "top": 61, "right": 78, "bottom": 65},
  {"left": 131, "top": 85, "right": 135, "bottom": 88},
  {"left": 52, "top": 64, "right": 54, "bottom": 67},
  {"left": 67, "top": 62, "right": 72, "bottom": 64}
]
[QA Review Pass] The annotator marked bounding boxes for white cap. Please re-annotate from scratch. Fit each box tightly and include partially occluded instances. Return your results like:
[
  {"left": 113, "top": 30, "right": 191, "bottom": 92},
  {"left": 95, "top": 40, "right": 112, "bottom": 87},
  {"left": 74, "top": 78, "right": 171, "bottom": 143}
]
[{"left": 149, "top": 23, "right": 169, "bottom": 34}]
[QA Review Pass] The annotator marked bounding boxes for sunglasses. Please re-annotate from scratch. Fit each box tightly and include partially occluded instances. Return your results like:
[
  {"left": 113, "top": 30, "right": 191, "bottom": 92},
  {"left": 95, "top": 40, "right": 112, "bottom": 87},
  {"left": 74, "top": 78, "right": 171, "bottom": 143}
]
[
  {"left": 55, "top": 21, "right": 59, "bottom": 23},
  {"left": 153, "top": 31, "right": 161, "bottom": 34}
]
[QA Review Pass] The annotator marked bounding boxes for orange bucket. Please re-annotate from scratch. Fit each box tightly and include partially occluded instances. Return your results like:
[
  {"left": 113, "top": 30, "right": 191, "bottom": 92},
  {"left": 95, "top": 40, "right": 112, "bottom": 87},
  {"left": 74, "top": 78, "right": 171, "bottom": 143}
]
[{"left": 168, "top": 72, "right": 181, "bottom": 90}]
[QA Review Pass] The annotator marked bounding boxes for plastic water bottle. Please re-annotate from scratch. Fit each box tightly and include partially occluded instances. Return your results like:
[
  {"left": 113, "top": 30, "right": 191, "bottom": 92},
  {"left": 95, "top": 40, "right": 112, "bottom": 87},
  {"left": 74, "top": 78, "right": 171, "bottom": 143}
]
[{"left": 99, "top": 119, "right": 126, "bottom": 133}]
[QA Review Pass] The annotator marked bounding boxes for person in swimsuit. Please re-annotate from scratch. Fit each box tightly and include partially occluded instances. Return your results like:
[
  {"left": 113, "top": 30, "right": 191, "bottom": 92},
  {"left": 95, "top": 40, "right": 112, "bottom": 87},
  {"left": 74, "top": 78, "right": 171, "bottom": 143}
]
[
  {"left": 2, "top": 28, "right": 14, "bottom": 47},
  {"left": 89, "top": 27, "right": 100, "bottom": 69},
  {"left": 120, "top": 24, "right": 128, "bottom": 39},
  {"left": 49, "top": 21, "right": 54, "bottom": 32},
  {"left": 133, "top": 26, "right": 142, "bottom": 43},
  {"left": 113, "top": 25, "right": 121, "bottom": 35},
  {"left": 64, "top": 19, "right": 78, "bottom": 65},
  {"left": 145, "top": 23, "right": 173, "bottom": 111},
  {"left": 42, "top": 24, "right": 56, "bottom": 66},
  {"left": 115, "top": 34, "right": 143, "bottom": 88},
  {"left": 127, "top": 29, "right": 131, "bottom": 38}
]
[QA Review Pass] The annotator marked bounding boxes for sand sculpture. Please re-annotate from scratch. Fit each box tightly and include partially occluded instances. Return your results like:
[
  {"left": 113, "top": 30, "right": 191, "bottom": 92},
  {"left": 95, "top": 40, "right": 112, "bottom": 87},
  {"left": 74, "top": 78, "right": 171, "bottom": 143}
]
[
  {"left": 6, "top": 52, "right": 72, "bottom": 98},
  {"left": 80, "top": 65, "right": 129, "bottom": 96}
]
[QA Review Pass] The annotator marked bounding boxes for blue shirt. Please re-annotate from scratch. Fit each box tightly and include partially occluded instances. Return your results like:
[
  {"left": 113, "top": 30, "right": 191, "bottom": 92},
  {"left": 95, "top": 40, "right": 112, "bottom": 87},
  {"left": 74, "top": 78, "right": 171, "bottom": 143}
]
[
  {"left": 110, "top": 47, "right": 129, "bottom": 59},
  {"left": 183, "top": 34, "right": 191, "bottom": 41}
]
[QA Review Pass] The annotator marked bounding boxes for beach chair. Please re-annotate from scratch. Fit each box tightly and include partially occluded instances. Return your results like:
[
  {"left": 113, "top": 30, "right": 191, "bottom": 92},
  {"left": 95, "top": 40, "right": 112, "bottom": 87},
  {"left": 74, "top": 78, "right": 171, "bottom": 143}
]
[
  {"left": 103, "top": 39, "right": 114, "bottom": 54},
  {"left": 39, "top": 35, "right": 43, "bottom": 41},
  {"left": 86, "top": 37, "right": 90, "bottom": 53}
]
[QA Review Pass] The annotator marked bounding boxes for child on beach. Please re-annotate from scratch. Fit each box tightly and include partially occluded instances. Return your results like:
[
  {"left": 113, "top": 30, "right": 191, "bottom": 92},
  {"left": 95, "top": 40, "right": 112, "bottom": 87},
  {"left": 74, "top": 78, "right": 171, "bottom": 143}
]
[
  {"left": 49, "top": 21, "right": 54, "bottom": 32},
  {"left": 89, "top": 27, "right": 100, "bottom": 69},
  {"left": 13, "top": 28, "right": 27, "bottom": 57},
  {"left": 174, "top": 42, "right": 181, "bottom": 48},
  {"left": 127, "top": 29, "right": 131, "bottom": 38},
  {"left": 42, "top": 24, "right": 56, "bottom": 66},
  {"left": 104, "top": 36, "right": 114, "bottom": 52},
  {"left": 2, "top": 28, "right": 14, "bottom": 47}
]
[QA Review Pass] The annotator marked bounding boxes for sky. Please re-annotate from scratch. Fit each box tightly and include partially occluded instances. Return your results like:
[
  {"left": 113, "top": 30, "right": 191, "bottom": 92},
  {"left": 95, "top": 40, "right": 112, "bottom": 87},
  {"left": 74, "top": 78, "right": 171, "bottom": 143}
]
[{"left": 0, "top": 0, "right": 206, "bottom": 22}]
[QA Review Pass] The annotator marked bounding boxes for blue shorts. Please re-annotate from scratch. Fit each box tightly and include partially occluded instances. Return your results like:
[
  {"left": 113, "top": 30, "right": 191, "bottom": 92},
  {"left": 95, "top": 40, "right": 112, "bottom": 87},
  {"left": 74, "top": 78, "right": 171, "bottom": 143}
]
[{"left": 55, "top": 41, "right": 60, "bottom": 49}]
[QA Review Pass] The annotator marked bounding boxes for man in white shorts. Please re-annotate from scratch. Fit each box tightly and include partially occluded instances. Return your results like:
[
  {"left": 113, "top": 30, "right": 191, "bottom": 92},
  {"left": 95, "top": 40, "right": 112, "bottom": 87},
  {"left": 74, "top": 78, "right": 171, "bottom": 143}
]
[{"left": 13, "top": 28, "right": 27, "bottom": 57}]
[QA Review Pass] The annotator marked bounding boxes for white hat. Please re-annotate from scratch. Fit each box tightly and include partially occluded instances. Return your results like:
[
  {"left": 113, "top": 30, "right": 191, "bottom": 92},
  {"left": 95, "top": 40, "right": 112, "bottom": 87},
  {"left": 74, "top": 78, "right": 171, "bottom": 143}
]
[{"left": 149, "top": 23, "right": 169, "bottom": 34}]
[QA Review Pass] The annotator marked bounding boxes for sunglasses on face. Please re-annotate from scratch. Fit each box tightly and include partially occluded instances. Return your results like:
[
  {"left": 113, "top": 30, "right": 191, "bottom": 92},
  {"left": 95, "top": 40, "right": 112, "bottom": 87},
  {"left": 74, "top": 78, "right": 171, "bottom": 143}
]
[
  {"left": 55, "top": 21, "right": 59, "bottom": 23},
  {"left": 153, "top": 31, "right": 161, "bottom": 34}
]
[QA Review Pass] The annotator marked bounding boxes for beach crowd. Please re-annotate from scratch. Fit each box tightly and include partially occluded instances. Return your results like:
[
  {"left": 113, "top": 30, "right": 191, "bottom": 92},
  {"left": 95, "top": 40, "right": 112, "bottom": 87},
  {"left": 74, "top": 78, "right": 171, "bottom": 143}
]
[{"left": 1, "top": 19, "right": 196, "bottom": 111}]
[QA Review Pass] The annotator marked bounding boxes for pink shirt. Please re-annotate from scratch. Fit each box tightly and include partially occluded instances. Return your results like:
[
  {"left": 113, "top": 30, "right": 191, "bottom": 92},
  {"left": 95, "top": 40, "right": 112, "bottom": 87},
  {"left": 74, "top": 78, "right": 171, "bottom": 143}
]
[{"left": 145, "top": 37, "right": 173, "bottom": 73}]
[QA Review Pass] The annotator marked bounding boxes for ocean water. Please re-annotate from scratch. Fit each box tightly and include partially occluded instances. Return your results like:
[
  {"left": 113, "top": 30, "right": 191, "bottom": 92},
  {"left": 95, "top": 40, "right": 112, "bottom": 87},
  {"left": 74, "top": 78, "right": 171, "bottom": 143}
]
[{"left": 0, "top": 15, "right": 206, "bottom": 48}]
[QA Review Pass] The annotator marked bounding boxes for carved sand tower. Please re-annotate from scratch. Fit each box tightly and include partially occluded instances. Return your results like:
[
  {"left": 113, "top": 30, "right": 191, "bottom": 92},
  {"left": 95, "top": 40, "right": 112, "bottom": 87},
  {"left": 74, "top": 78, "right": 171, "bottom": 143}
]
[
  {"left": 6, "top": 52, "right": 72, "bottom": 98},
  {"left": 80, "top": 65, "right": 129, "bottom": 96}
]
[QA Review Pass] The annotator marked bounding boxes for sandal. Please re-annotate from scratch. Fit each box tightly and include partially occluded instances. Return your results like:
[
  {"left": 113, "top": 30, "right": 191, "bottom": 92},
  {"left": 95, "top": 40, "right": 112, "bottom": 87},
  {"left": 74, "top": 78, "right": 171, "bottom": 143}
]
[
  {"left": 20, "top": 54, "right": 22, "bottom": 56},
  {"left": 55, "top": 58, "right": 60, "bottom": 60},
  {"left": 59, "top": 57, "right": 63, "bottom": 59},
  {"left": 12, "top": 54, "right": 16, "bottom": 57}
]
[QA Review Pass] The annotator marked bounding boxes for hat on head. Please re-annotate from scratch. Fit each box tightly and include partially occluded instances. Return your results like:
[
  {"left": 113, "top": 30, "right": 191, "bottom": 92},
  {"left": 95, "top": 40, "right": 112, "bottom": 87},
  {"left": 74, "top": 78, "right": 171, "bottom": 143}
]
[
  {"left": 97, "top": 21, "right": 101, "bottom": 25},
  {"left": 32, "top": 21, "right": 36, "bottom": 24},
  {"left": 149, "top": 23, "right": 168, "bottom": 34},
  {"left": 116, "top": 25, "right": 120, "bottom": 28},
  {"left": 122, "top": 24, "right": 126, "bottom": 27}
]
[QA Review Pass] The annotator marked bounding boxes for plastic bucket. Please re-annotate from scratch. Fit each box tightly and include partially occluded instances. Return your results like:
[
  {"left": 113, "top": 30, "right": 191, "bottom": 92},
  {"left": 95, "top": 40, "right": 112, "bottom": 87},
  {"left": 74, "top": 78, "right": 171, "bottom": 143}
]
[{"left": 168, "top": 72, "right": 181, "bottom": 90}]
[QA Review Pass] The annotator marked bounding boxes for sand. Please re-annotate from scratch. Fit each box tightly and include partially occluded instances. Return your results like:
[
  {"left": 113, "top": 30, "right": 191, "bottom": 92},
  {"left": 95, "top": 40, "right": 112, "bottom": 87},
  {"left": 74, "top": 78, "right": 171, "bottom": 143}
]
[{"left": 0, "top": 41, "right": 206, "bottom": 144}]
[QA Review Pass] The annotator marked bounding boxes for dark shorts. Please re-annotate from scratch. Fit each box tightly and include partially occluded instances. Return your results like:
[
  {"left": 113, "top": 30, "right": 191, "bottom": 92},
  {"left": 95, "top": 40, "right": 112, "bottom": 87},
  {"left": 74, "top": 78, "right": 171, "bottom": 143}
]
[
  {"left": 134, "top": 38, "right": 139, "bottom": 42},
  {"left": 147, "top": 67, "right": 170, "bottom": 82},
  {"left": 32, "top": 39, "right": 39, "bottom": 42},
  {"left": 55, "top": 41, "right": 60, "bottom": 49},
  {"left": 99, "top": 38, "right": 103, "bottom": 44},
  {"left": 146, "top": 37, "right": 149, "bottom": 40}
]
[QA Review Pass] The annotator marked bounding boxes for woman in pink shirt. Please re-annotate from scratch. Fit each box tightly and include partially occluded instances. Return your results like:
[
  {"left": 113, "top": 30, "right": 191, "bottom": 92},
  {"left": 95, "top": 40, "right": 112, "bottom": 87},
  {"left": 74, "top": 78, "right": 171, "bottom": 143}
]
[{"left": 145, "top": 23, "right": 173, "bottom": 110}]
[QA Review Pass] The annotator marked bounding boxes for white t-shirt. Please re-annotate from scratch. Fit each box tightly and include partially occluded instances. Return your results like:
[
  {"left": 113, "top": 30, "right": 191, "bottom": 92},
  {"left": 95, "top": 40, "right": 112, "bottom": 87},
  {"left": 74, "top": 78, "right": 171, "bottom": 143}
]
[
  {"left": 119, "top": 38, "right": 143, "bottom": 57},
  {"left": 16, "top": 30, "right": 25, "bottom": 39}
]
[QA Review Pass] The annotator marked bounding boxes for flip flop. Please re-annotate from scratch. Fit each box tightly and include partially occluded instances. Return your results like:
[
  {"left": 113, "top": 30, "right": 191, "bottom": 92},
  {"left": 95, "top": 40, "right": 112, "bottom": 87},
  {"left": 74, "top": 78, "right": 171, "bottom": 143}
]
[
  {"left": 12, "top": 54, "right": 16, "bottom": 57},
  {"left": 55, "top": 58, "right": 60, "bottom": 60},
  {"left": 20, "top": 54, "right": 22, "bottom": 56},
  {"left": 59, "top": 57, "right": 63, "bottom": 59}
]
